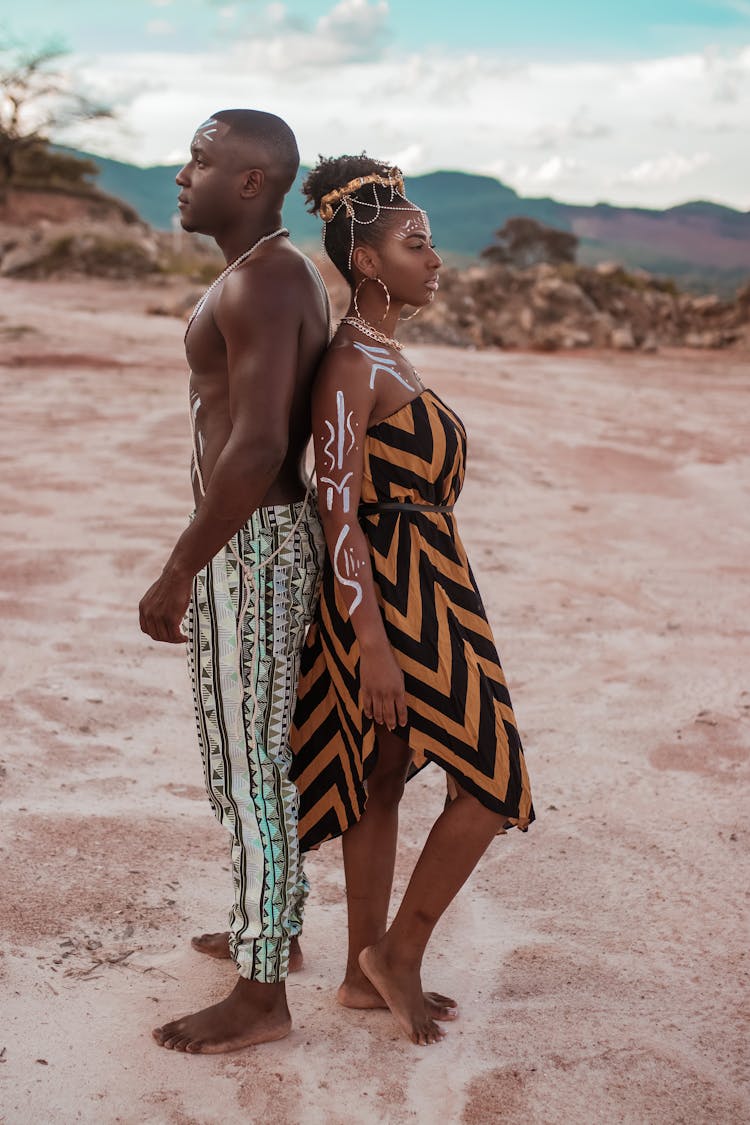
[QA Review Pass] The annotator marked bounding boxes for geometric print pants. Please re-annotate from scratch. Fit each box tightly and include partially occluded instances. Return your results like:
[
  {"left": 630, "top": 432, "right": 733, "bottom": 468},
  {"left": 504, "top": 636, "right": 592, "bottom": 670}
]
[{"left": 186, "top": 499, "right": 323, "bottom": 983}]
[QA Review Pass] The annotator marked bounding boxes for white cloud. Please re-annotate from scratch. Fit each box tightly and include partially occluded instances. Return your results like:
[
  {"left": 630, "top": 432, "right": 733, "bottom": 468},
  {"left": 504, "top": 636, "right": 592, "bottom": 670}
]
[
  {"left": 620, "top": 151, "right": 712, "bottom": 186},
  {"left": 526, "top": 108, "right": 611, "bottom": 150},
  {"left": 221, "top": 0, "right": 391, "bottom": 73},
  {"left": 58, "top": 26, "right": 750, "bottom": 210},
  {"left": 387, "top": 143, "right": 425, "bottom": 171},
  {"left": 513, "top": 155, "right": 583, "bottom": 190},
  {"left": 317, "top": 0, "right": 389, "bottom": 42}
]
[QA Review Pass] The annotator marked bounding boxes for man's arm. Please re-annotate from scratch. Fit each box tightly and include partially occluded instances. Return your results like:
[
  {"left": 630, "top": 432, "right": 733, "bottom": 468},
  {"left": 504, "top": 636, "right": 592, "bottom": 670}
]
[{"left": 139, "top": 260, "right": 301, "bottom": 643}]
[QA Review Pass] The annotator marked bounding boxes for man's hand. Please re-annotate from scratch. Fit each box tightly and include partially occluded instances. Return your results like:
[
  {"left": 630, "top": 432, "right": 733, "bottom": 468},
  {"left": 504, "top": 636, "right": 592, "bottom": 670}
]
[{"left": 139, "top": 566, "right": 193, "bottom": 644}]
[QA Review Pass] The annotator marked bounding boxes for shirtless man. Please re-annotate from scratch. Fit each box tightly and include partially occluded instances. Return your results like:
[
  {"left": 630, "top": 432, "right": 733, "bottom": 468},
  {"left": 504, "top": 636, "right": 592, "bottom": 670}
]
[{"left": 139, "top": 109, "right": 329, "bottom": 1053}]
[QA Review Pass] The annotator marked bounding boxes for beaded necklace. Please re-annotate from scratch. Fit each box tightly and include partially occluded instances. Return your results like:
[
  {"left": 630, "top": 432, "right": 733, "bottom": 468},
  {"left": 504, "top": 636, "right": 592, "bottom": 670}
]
[{"left": 187, "top": 226, "right": 289, "bottom": 330}]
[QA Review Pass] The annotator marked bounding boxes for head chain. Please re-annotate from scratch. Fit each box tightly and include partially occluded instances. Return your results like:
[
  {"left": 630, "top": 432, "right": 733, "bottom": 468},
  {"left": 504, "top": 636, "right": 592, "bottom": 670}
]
[
  {"left": 318, "top": 169, "right": 426, "bottom": 273},
  {"left": 318, "top": 169, "right": 405, "bottom": 221}
]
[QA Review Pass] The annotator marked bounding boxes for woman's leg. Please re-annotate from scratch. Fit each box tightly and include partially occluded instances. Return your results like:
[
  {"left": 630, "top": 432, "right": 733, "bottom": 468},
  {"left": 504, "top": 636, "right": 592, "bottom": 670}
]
[
  {"left": 359, "top": 782, "right": 506, "bottom": 1045},
  {"left": 338, "top": 725, "right": 412, "bottom": 1004},
  {"left": 338, "top": 727, "right": 457, "bottom": 1020}
]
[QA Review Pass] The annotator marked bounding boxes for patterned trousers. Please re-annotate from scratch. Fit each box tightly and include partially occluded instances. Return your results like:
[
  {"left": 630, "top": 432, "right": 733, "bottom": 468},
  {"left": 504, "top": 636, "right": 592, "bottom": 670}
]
[{"left": 187, "top": 500, "right": 323, "bottom": 982}]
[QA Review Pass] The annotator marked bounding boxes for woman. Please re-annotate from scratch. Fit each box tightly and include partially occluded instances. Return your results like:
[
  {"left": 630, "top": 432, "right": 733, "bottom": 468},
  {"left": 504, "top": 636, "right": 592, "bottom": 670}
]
[{"left": 290, "top": 155, "right": 534, "bottom": 1046}]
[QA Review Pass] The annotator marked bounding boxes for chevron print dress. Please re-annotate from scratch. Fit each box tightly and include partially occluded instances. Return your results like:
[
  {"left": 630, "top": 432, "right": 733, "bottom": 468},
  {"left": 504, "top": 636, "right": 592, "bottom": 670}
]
[{"left": 290, "top": 387, "right": 534, "bottom": 851}]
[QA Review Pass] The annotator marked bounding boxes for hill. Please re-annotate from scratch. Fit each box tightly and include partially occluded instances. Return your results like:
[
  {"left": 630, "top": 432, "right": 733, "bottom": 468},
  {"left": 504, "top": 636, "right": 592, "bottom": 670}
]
[{"left": 53, "top": 148, "right": 750, "bottom": 295}]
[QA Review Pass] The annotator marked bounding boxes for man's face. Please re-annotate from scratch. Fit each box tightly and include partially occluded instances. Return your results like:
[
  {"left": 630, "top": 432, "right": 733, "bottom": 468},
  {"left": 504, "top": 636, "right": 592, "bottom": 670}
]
[{"left": 175, "top": 118, "right": 244, "bottom": 234}]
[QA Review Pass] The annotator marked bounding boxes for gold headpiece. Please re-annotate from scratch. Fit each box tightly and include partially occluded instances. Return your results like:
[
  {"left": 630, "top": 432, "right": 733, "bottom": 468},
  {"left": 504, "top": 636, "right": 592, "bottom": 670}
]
[{"left": 318, "top": 169, "right": 405, "bottom": 222}]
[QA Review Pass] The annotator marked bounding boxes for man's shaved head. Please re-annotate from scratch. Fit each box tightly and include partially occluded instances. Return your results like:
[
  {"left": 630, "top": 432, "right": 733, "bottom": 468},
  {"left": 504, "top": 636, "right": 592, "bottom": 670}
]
[{"left": 210, "top": 109, "right": 300, "bottom": 195}]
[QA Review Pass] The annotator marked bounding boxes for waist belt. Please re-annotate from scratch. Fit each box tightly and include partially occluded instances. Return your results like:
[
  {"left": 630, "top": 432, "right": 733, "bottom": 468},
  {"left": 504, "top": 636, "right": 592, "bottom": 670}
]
[{"left": 358, "top": 501, "right": 454, "bottom": 515}]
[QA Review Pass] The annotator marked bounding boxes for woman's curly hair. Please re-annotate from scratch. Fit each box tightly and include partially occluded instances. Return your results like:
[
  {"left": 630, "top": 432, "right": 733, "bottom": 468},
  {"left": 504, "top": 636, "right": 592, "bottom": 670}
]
[{"left": 302, "top": 153, "right": 412, "bottom": 285}]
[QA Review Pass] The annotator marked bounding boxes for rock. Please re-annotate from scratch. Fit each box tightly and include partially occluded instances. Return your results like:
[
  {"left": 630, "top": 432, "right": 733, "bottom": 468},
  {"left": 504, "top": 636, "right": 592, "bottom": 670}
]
[
  {"left": 533, "top": 277, "right": 590, "bottom": 305},
  {"left": 0, "top": 221, "right": 161, "bottom": 279},
  {"left": 558, "top": 328, "right": 592, "bottom": 349},
  {"left": 594, "top": 261, "right": 622, "bottom": 277},
  {"left": 684, "top": 330, "right": 732, "bottom": 349},
  {"left": 689, "top": 294, "right": 721, "bottom": 314},
  {"left": 641, "top": 333, "right": 659, "bottom": 352},
  {"left": 611, "top": 324, "right": 636, "bottom": 350}
]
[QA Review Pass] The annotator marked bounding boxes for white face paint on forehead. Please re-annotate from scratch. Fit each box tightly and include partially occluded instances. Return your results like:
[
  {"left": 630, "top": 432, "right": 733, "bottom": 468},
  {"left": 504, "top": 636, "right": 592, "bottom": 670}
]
[
  {"left": 392, "top": 211, "right": 431, "bottom": 241},
  {"left": 192, "top": 117, "right": 231, "bottom": 145}
]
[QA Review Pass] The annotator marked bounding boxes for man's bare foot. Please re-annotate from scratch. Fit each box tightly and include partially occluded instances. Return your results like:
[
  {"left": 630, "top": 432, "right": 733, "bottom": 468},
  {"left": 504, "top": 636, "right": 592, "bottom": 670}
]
[
  {"left": 358, "top": 944, "right": 445, "bottom": 1045},
  {"left": 191, "top": 931, "right": 232, "bottom": 959},
  {"left": 191, "top": 932, "right": 304, "bottom": 972},
  {"left": 152, "top": 978, "right": 291, "bottom": 1054},
  {"left": 337, "top": 970, "right": 458, "bottom": 1021}
]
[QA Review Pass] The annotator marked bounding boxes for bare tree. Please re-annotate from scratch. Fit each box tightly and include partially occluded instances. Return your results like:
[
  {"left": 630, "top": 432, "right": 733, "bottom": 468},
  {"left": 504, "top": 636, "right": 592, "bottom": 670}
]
[
  {"left": 482, "top": 216, "right": 579, "bottom": 269},
  {"left": 0, "top": 41, "right": 111, "bottom": 199}
]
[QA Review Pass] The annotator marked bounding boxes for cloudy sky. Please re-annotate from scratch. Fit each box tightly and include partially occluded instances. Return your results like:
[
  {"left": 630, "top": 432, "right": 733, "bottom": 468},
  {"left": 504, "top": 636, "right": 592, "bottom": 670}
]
[{"left": 4, "top": 0, "right": 750, "bottom": 210}]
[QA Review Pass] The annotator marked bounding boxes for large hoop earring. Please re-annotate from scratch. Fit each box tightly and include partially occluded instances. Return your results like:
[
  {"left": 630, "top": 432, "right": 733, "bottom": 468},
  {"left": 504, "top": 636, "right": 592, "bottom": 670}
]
[{"left": 353, "top": 276, "right": 390, "bottom": 325}]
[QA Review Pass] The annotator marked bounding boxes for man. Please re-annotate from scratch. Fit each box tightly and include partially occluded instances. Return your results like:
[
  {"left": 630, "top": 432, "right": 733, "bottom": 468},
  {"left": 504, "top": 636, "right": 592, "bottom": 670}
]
[{"left": 139, "top": 109, "right": 329, "bottom": 1053}]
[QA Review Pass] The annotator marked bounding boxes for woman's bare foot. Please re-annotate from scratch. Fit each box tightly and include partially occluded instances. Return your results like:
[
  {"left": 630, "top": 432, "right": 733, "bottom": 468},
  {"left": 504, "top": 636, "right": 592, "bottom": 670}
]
[
  {"left": 152, "top": 978, "right": 291, "bottom": 1054},
  {"left": 337, "top": 969, "right": 458, "bottom": 1021},
  {"left": 190, "top": 932, "right": 304, "bottom": 972},
  {"left": 358, "top": 944, "right": 445, "bottom": 1045}
]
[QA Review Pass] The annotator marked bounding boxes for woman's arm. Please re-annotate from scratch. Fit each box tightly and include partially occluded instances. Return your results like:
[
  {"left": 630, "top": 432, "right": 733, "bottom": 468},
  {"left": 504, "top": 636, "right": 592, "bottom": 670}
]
[{"left": 312, "top": 352, "right": 408, "bottom": 731}]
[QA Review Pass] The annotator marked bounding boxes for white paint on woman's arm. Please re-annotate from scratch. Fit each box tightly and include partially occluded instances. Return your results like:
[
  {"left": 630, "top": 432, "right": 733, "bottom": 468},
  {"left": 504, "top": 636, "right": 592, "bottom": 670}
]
[
  {"left": 319, "top": 389, "right": 359, "bottom": 512},
  {"left": 320, "top": 471, "right": 354, "bottom": 513},
  {"left": 333, "top": 524, "right": 363, "bottom": 614}
]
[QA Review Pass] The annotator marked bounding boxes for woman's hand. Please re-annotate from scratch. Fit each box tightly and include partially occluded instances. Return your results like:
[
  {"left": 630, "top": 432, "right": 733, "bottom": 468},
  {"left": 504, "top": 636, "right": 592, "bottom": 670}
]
[{"left": 359, "top": 640, "right": 409, "bottom": 731}]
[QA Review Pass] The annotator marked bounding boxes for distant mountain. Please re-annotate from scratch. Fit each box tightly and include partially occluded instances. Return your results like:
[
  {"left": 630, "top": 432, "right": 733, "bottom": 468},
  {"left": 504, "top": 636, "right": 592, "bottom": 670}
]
[{"left": 60, "top": 148, "right": 750, "bottom": 294}]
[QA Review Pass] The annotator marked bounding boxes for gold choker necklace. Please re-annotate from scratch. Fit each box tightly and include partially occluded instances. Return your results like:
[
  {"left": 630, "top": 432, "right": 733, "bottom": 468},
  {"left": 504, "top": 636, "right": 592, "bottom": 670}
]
[{"left": 340, "top": 316, "right": 403, "bottom": 351}]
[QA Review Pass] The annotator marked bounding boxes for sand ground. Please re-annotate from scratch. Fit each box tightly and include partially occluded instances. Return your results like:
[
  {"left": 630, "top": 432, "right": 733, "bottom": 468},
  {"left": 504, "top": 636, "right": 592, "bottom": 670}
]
[{"left": 1, "top": 277, "right": 748, "bottom": 1125}]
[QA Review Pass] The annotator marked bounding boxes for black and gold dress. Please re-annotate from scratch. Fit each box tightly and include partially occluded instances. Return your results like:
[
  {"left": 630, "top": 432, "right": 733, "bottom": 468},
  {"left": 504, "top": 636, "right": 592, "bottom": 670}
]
[{"left": 290, "top": 387, "right": 534, "bottom": 851}]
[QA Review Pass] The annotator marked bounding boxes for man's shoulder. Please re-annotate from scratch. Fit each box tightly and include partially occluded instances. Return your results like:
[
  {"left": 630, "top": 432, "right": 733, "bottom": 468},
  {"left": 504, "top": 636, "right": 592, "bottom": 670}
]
[{"left": 222, "top": 243, "right": 324, "bottom": 305}]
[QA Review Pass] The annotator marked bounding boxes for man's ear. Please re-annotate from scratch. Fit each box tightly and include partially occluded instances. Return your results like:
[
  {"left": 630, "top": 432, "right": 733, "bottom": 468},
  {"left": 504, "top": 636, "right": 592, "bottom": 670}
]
[
  {"left": 240, "top": 168, "right": 264, "bottom": 198},
  {"left": 351, "top": 243, "right": 380, "bottom": 279}
]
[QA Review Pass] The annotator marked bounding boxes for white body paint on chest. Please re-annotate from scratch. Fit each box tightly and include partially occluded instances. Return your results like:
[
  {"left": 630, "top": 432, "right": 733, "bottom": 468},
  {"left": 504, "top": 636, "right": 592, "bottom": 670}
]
[{"left": 352, "top": 342, "right": 416, "bottom": 391}]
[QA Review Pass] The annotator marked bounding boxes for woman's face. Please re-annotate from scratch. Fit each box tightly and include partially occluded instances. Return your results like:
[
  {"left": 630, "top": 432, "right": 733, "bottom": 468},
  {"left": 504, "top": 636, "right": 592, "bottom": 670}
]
[{"left": 373, "top": 206, "right": 442, "bottom": 308}]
